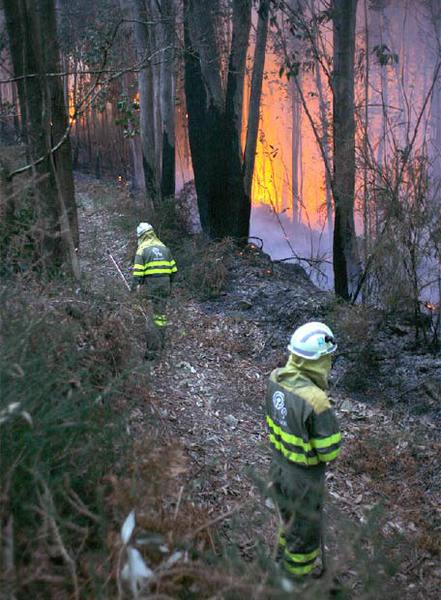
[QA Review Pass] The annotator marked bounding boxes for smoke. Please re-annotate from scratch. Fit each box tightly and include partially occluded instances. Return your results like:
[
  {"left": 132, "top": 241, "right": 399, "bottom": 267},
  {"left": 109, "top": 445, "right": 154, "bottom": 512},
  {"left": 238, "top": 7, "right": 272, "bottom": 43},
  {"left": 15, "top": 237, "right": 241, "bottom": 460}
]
[{"left": 250, "top": 204, "right": 334, "bottom": 288}]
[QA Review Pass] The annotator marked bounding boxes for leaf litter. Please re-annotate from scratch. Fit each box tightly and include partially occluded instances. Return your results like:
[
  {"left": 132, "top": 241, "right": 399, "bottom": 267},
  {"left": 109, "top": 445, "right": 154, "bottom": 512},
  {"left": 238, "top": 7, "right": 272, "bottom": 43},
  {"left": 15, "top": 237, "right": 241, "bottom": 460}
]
[{"left": 77, "top": 175, "right": 440, "bottom": 599}]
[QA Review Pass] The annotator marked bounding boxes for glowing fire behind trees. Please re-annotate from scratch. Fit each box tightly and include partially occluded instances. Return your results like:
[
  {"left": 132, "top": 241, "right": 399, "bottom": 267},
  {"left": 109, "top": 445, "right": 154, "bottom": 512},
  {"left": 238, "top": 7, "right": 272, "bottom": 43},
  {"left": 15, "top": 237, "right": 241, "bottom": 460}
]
[
  {"left": 1, "top": 1, "right": 433, "bottom": 243},
  {"left": 246, "top": 55, "right": 329, "bottom": 227},
  {"left": 246, "top": 0, "right": 437, "bottom": 240}
]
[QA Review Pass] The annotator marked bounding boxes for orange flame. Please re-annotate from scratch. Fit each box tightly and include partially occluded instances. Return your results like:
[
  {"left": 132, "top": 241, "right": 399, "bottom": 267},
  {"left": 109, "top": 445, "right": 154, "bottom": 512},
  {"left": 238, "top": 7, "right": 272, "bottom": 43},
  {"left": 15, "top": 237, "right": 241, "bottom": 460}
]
[{"left": 244, "top": 52, "right": 329, "bottom": 228}]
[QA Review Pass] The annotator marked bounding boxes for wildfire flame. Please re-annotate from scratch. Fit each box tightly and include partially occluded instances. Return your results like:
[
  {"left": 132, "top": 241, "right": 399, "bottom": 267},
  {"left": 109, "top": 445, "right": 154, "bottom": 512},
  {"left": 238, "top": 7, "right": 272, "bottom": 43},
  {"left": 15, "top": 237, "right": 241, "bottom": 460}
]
[
  {"left": 68, "top": 93, "right": 76, "bottom": 125},
  {"left": 244, "top": 53, "right": 328, "bottom": 227},
  {"left": 424, "top": 301, "right": 438, "bottom": 312}
]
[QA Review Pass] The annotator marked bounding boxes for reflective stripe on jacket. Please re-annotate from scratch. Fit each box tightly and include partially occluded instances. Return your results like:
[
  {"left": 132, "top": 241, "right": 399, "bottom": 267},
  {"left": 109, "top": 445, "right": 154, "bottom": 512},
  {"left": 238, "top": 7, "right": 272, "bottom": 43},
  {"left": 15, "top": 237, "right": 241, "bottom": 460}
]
[
  {"left": 132, "top": 232, "right": 177, "bottom": 284},
  {"left": 265, "top": 354, "right": 341, "bottom": 468}
]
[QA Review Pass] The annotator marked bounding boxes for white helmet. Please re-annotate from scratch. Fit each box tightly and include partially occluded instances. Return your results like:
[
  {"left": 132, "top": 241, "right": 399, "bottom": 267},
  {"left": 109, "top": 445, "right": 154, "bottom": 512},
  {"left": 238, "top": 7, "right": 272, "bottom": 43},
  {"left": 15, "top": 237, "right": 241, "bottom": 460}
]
[
  {"left": 136, "top": 222, "right": 153, "bottom": 237},
  {"left": 287, "top": 321, "right": 337, "bottom": 360}
]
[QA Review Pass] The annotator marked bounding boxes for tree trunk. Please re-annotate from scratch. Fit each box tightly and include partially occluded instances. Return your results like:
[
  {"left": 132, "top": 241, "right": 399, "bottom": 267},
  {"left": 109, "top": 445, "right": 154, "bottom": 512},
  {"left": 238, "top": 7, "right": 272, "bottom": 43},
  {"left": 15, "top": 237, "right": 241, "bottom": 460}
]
[
  {"left": 150, "top": 0, "right": 163, "bottom": 181},
  {"left": 43, "top": 0, "right": 79, "bottom": 250},
  {"left": 362, "top": 0, "right": 370, "bottom": 264},
  {"left": 160, "top": 0, "right": 176, "bottom": 199},
  {"left": 291, "top": 76, "right": 302, "bottom": 226},
  {"left": 332, "top": 0, "right": 360, "bottom": 299},
  {"left": 225, "top": 0, "right": 252, "bottom": 240},
  {"left": 184, "top": 0, "right": 252, "bottom": 240},
  {"left": 0, "top": 160, "right": 14, "bottom": 264},
  {"left": 429, "top": 0, "right": 441, "bottom": 182},
  {"left": 4, "top": 0, "right": 79, "bottom": 275},
  {"left": 118, "top": 0, "right": 146, "bottom": 193},
  {"left": 131, "top": 0, "right": 158, "bottom": 217},
  {"left": 315, "top": 62, "right": 333, "bottom": 238},
  {"left": 310, "top": 0, "right": 332, "bottom": 238},
  {"left": 372, "top": 5, "right": 389, "bottom": 234},
  {"left": 183, "top": 0, "right": 217, "bottom": 235},
  {"left": 243, "top": 0, "right": 270, "bottom": 202}
]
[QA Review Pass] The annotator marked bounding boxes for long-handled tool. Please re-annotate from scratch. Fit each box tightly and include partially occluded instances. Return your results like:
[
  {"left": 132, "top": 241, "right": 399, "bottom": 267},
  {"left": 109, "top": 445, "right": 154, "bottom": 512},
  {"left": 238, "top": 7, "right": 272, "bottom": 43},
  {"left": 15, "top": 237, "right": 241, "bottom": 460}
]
[
  {"left": 319, "top": 508, "right": 327, "bottom": 577},
  {"left": 107, "top": 250, "right": 131, "bottom": 291},
  {"left": 107, "top": 250, "right": 149, "bottom": 322}
]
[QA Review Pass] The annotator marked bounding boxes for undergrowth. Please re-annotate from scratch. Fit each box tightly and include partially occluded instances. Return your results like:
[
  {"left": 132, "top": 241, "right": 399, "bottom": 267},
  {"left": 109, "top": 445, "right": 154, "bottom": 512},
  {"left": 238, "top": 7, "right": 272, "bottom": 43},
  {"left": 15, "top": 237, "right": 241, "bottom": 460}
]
[
  {"left": 177, "top": 236, "right": 235, "bottom": 299},
  {"left": 0, "top": 279, "right": 138, "bottom": 598},
  {"left": 1, "top": 181, "right": 433, "bottom": 597},
  {"left": 331, "top": 304, "right": 383, "bottom": 394}
]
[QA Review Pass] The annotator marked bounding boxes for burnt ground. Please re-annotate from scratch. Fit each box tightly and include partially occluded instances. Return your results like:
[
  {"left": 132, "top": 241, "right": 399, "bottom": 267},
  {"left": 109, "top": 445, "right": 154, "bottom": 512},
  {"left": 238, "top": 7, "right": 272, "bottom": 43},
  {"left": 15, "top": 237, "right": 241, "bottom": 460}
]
[{"left": 77, "top": 174, "right": 440, "bottom": 599}]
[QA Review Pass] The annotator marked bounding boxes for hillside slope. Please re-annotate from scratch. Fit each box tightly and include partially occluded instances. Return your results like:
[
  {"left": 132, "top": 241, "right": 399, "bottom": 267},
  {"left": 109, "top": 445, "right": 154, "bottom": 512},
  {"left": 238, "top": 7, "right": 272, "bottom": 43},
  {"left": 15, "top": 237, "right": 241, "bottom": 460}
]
[{"left": 77, "top": 175, "right": 440, "bottom": 599}]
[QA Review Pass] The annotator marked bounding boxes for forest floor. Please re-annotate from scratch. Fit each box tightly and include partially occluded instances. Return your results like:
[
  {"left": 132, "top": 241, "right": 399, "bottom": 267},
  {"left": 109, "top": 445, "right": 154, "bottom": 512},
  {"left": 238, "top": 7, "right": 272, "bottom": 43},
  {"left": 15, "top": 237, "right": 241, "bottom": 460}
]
[{"left": 75, "top": 174, "right": 440, "bottom": 599}]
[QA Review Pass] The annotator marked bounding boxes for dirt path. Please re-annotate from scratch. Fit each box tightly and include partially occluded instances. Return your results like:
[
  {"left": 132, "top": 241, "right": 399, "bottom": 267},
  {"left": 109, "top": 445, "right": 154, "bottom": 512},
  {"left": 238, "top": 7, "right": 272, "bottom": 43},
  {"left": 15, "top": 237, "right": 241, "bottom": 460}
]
[{"left": 77, "top": 175, "right": 440, "bottom": 599}]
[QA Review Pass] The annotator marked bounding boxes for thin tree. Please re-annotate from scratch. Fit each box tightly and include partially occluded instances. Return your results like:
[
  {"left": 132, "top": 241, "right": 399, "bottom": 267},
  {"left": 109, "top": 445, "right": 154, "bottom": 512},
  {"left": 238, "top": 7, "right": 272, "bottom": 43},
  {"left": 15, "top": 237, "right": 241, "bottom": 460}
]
[
  {"left": 131, "top": 0, "right": 159, "bottom": 217},
  {"left": 159, "top": 0, "right": 176, "bottom": 199},
  {"left": 332, "top": 0, "right": 361, "bottom": 299},
  {"left": 243, "top": 0, "right": 270, "bottom": 203},
  {"left": 310, "top": 0, "right": 332, "bottom": 237},
  {"left": 428, "top": 0, "right": 441, "bottom": 181}
]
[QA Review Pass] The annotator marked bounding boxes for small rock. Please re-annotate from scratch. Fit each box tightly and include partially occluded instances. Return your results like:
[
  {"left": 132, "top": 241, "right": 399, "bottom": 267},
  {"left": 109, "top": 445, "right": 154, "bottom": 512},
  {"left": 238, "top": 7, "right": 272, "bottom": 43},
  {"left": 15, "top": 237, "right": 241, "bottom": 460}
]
[
  {"left": 237, "top": 299, "right": 253, "bottom": 310},
  {"left": 225, "top": 414, "right": 238, "bottom": 428},
  {"left": 340, "top": 399, "right": 353, "bottom": 412},
  {"left": 265, "top": 498, "right": 275, "bottom": 510},
  {"left": 177, "top": 361, "right": 196, "bottom": 373},
  {"left": 388, "top": 324, "right": 409, "bottom": 336}
]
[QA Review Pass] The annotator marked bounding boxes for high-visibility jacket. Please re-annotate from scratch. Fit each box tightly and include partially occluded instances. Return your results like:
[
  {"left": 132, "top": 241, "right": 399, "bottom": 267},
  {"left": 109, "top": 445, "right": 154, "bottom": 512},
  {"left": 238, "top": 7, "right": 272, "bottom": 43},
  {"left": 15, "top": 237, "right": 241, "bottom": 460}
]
[
  {"left": 265, "top": 353, "right": 341, "bottom": 577},
  {"left": 265, "top": 353, "right": 341, "bottom": 469},
  {"left": 132, "top": 232, "right": 177, "bottom": 285}
]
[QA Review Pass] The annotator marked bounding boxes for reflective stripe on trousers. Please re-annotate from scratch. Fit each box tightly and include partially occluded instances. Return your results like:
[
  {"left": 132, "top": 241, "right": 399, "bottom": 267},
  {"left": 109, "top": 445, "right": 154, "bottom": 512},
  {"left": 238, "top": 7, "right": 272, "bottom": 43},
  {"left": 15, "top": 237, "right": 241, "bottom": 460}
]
[
  {"left": 278, "top": 534, "right": 320, "bottom": 575},
  {"left": 153, "top": 314, "right": 167, "bottom": 327},
  {"left": 270, "top": 461, "right": 325, "bottom": 577}
]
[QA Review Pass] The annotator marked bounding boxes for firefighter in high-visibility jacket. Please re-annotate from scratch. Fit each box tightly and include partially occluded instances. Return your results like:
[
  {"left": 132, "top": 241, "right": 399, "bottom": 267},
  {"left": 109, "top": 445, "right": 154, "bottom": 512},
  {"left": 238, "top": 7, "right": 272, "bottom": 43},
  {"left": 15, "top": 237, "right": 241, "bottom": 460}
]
[
  {"left": 265, "top": 322, "right": 341, "bottom": 578},
  {"left": 132, "top": 222, "right": 177, "bottom": 358}
]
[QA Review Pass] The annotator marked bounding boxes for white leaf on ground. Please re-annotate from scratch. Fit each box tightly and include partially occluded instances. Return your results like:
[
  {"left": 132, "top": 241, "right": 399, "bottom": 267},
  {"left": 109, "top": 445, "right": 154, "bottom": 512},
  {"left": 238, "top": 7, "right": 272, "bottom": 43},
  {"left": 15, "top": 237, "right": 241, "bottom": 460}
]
[
  {"left": 21, "top": 411, "right": 33, "bottom": 426},
  {"left": 121, "top": 510, "right": 135, "bottom": 545},
  {"left": 163, "top": 551, "right": 183, "bottom": 569},
  {"left": 265, "top": 498, "right": 275, "bottom": 510},
  {"left": 280, "top": 577, "right": 295, "bottom": 592},
  {"left": 122, "top": 546, "right": 153, "bottom": 597}
]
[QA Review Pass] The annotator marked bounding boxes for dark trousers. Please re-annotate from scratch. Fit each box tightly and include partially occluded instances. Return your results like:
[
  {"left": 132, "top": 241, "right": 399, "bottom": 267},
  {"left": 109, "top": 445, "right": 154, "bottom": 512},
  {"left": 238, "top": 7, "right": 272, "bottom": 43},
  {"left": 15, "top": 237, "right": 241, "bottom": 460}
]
[
  {"left": 269, "top": 461, "right": 325, "bottom": 577},
  {"left": 143, "top": 277, "right": 171, "bottom": 358}
]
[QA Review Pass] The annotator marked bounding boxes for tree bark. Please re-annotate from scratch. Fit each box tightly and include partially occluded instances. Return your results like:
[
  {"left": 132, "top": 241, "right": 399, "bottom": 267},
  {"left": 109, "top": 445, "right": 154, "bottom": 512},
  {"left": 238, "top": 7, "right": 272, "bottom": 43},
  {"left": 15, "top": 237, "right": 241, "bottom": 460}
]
[
  {"left": 4, "top": 0, "right": 79, "bottom": 275},
  {"left": 160, "top": 0, "right": 176, "bottom": 199},
  {"left": 332, "top": 0, "right": 361, "bottom": 299},
  {"left": 184, "top": 0, "right": 253, "bottom": 240},
  {"left": 0, "top": 160, "right": 14, "bottom": 264},
  {"left": 429, "top": 0, "right": 441, "bottom": 181},
  {"left": 150, "top": 0, "right": 162, "bottom": 181},
  {"left": 183, "top": 0, "right": 215, "bottom": 234},
  {"left": 131, "top": 0, "right": 159, "bottom": 217},
  {"left": 243, "top": 0, "right": 270, "bottom": 202},
  {"left": 291, "top": 75, "right": 302, "bottom": 226},
  {"left": 43, "top": 0, "right": 79, "bottom": 249},
  {"left": 362, "top": 0, "right": 370, "bottom": 264},
  {"left": 118, "top": 0, "right": 146, "bottom": 193},
  {"left": 288, "top": 0, "right": 303, "bottom": 228},
  {"left": 225, "top": 0, "right": 252, "bottom": 240},
  {"left": 309, "top": 0, "right": 332, "bottom": 237}
]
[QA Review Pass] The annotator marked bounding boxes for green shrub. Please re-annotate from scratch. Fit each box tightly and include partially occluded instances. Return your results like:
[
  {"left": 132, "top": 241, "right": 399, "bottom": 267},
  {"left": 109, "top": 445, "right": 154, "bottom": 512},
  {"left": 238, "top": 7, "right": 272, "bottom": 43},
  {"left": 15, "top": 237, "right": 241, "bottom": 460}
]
[{"left": 0, "top": 284, "right": 134, "bottom": 597}]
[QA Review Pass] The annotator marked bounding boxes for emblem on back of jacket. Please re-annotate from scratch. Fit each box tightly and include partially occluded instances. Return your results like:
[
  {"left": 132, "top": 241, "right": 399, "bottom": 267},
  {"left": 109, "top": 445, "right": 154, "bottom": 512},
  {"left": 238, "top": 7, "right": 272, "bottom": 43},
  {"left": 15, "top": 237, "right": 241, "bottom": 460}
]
[{"left": 272, "top": 391, "right": 288, "bottom": 427}]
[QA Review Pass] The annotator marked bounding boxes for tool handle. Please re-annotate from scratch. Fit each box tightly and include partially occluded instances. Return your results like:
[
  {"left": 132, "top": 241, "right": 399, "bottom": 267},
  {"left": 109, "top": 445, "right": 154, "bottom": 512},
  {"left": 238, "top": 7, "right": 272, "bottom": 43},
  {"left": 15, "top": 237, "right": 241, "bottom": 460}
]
[{"left": 107, "top": 250, "right": 131, "bottom": 291}]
